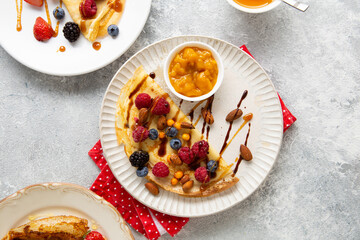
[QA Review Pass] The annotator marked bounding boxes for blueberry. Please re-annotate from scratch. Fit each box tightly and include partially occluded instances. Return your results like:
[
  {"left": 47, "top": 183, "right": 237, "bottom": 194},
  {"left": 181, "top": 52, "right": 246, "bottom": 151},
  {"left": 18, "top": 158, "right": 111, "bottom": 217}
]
[
  {"left": 107, "top": 24, "right": 119, "bottom": 37},
  {"left": 149, "top": 128, "right": 158, "bottom": 140},
  {"left": 207, "top": 160, "right": 218, "bottom": 173},
  {"left": 136, "top": 166, "right": 148, "bottom": 177},
  {"left": 53, "top": 7, "right": 65, "bottom": 20},
  {"left": 170, "top": 138, "right": 182, "bottom": 150},
  {"left": 166, "top": 127, "right": 178, "bottom": 138}
]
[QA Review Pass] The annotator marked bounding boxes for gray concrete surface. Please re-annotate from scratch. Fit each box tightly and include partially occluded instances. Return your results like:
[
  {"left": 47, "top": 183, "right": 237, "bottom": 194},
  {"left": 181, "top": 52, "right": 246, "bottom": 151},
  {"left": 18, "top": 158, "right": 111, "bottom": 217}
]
[{"left": 1, "top": 0, "right": 359, "bottom": 239}]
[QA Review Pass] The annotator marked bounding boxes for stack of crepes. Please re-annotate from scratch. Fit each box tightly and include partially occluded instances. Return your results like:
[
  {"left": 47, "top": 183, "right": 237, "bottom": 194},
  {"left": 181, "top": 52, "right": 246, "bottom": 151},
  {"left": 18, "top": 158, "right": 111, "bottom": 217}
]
[{"left": 89, "top": 45, "right": 296, "bottom": 239}]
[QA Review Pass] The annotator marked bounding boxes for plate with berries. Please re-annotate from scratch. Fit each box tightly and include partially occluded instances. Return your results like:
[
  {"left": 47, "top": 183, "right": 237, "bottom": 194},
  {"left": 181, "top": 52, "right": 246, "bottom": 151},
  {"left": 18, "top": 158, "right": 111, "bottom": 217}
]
[
  {"left": 0, "top": 0, "right": 151, "bottom": 76},
  {"left": 0, "top": 183, "right": 134, "bottom": 239},
  {"left": 99, "top": 36, "right": 283, "bottom": 217}
]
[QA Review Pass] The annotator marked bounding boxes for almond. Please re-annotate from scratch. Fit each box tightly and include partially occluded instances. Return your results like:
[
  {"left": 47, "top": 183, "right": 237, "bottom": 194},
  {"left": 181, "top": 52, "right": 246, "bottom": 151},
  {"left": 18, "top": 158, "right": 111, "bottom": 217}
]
[
  {"left": 181, "top": 122, "right": 195, "bottom": 129},
  {"left": 138, "top": 108, "right": 149, "bottom": 124},
  {"left": 180, "top": 174, "right": 190, "bottom": 184},
  {"left": 226, "top": 109, "right": 243, "bottom": 122},
  {"left": 240, "top": 144, "right": 253, "bottom": 161},
  {"left": 182, "top": 180, "right": 194, "bottom": 192},
  {"left": 170, "top": 154, "right": 182, "bottom": 165},
  {"left": 157, "top": 115, "right": 167, "bottom": 130},
  {"left": 145, "top": 182, "right": 159, "bottom": 196},
  {"left": 201, "top": 108, "right": 214, "bottom": 125}
]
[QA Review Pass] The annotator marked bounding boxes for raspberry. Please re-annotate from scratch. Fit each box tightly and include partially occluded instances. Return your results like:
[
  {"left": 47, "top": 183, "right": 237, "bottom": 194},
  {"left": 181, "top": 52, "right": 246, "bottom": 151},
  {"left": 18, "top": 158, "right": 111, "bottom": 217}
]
[
  {"left": 191, "top": 140, "right": 209, "bottom": 158},
  {"left": 132, "top": 126, "right": 149, "bottom": 142},
  {"left": 80, "top": 0, "right": 97, "bottom": 19},
  {"left": 178, "top": 147, "right": 194, "bottom": 164},
  {"left": 151, "top": 97, "right": 170, "bottom": 115},
  {"left": 135, "top": 93, "right": 152, "bottom": 109},
  {"left": 152, "top": 162, "right": 169, "bottom": 177},
  {"left": 129, "top": 150, "right": 149, "bottom": 167},
  {"left": 194, "top": 167, "right": 210, "bottom": 183}
]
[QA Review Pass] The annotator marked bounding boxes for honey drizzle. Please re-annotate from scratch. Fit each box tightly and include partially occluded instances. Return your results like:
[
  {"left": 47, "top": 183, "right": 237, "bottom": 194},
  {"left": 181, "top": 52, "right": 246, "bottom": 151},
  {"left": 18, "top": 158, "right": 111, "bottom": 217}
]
[
  {"left": 53, "top": 0, "right": 62, "bottom": 37},
  {"left": 16, "top": 0, "right": 23, "bottom": 31}
]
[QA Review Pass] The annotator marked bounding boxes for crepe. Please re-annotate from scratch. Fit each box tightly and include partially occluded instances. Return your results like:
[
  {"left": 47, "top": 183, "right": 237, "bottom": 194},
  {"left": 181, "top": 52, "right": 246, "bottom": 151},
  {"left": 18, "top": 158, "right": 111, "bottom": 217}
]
[
  {"left": 115, "top": 66, "right": 239, "bottom": 197},
  {"left": 1, "top": 215, "right": 89, "bottom": 240},
  {"left": 62, "top": 0, "right": 126, "bottom": 41}
]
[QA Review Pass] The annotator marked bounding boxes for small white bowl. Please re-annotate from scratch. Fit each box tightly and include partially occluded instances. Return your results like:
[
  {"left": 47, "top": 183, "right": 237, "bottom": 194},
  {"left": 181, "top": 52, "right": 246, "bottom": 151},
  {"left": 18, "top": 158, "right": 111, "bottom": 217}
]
[
  {"left": 226, "top": 0, "right": 281, "bottom": 13},
  {"left": 163, "top": 42, "right": 224, "bottom": 102}
]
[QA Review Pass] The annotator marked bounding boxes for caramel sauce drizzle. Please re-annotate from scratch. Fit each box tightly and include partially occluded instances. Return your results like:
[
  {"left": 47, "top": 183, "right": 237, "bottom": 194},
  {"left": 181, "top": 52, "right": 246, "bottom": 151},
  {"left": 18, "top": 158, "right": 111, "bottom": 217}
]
[
  {"left": 158, "top": 138, "right": 168, "bottom": 157},
  {"left": 125, "top": 76, "right": 147, "bottom": 126},
  {"left": 173, "top": 99, "right": 183, "bottom": 121},
  {"left": 58, "top": 46, "right": 66, "bottom": 52},
  {"left": 187, "top": 99, "right": 206, "bottom": 122},
  {"left": 232, "top": 122, "right": 251, "bottom": 176},
  {"left": 44, "top": 0, "right": 52, "bottom": 26},
  {"left": 53, "top": 0, "right": 62, "bottom": 37},
  {"left": 93, "top": 42, "right": 101, "bottom": 51},
  {"left": 220, "top": 116, "right": 250, "bottom": 155},
  {"left": 80, "top": 20, "right": 86, "bottom": 33},
  {"left": 15, "top": 0, "right": 23, "bottom": 32},
  {"left": 201, "top": 95, "right": 214, "bottom": 136}
]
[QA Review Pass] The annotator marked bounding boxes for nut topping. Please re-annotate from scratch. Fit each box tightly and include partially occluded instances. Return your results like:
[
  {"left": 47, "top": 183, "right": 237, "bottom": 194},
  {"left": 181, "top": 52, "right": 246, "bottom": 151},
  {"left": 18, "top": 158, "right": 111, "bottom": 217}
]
[
  {"left": 201, "top": 108, "right": 214, "bottom": 125},
  {"left": 180, "top": 174, "right": 190, "bottom": 184},
  {"left": 138, "top": 108, "right": 149, "bottom": 125},
  {"left": 157, "top": 115, "right": 167, "bottom": 130},
  {"left": 170, "top": 154, "right": 182, "bottom": 165},
  {"left": 145, "top": 182, "right": 159, "bottom": 196},
  {"left": 180, "top": 122, "right": 195, "bottom": 129},
  {"left": 240, "top": 144, "right": 253, "bottom": 161},
  {"left": 225, "top": 109, "right": 243, "bottom": 122},
  {"left": 182, "top": 180, "right": 194, "bottom": 192}
]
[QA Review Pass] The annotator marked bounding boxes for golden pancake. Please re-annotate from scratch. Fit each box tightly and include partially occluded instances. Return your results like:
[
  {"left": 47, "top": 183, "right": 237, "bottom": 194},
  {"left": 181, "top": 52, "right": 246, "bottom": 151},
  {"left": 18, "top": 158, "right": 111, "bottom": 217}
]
[
  {"left": 62, "top": 0, "right": 126, "bottom": 41},
  {"left": 115, "top": 66, "right": 238, "bottom": 197}
]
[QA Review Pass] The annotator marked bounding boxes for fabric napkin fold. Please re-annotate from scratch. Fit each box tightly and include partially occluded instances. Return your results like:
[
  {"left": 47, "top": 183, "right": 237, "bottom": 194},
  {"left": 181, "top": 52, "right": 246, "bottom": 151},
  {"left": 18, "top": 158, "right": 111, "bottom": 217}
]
[{"left": 89, "top": 45, "right": 296, "bottom": 239}]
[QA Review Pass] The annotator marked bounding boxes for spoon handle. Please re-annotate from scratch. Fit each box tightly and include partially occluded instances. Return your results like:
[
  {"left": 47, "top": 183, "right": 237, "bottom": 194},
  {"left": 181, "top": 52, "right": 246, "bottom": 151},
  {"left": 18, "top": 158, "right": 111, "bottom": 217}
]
[{"left": 282, "top": 0, "right": 309, "bottom": 12}]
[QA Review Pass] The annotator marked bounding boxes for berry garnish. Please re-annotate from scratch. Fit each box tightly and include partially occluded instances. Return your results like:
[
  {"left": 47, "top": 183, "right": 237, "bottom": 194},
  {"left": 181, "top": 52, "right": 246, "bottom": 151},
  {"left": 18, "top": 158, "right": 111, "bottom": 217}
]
[
  {"left": 80, "top": 0, "right": 97, "bottom": 18},
  {"left": 148, "top": 129, "right": 158, "bottom": 140},
  {"left": 84, "top": 231, "right": 105, "bottom": 240},
  {"left": 194, "top": 167, "right": 210, "bottom": 183},
  {"left": 170, "top": 138, "right": 182, "bottom": 150},
  {"left": 178, "top": 147, "right": 194, "bottom": 164},
  {"left": 207, "top": 160, "right": 218, "bottom": 173},
  {"left": 33, "top": 17, "right": 54, "bottom": 42},
  {"left": 24, "top": 0, "right": 43, "bottom": 7},
  {"left": 63, "top": 22, "right": 80, "bottom": 42},
  {"left": 135, "top": 93, "right": 152, "bottom": 109},
  {"left": 107, "top": 24, "right": 119, "bottom": 37},
  {"left": 151, "top": 97, "right": 170, "bottom": 115},
  {"left": 132, "top": 126, "right": 149, "bottom": 142},
  {"left": 165, "top": 127, "right": 178, "bottom": 138},
  {"left": 129, "top": 150, "right": 149, "bottom": 167},
  {"left": 152, "top": 162, "right": 169, "bottom": 178},
  {"left": 136, "top": 166, "right": 149, "bottom": 177},
  {"left": 53, "top": 7, "right": 65, "bottom": 20},
  {"left": 191, "top": 140, "right": 209, "bottom": 158}
]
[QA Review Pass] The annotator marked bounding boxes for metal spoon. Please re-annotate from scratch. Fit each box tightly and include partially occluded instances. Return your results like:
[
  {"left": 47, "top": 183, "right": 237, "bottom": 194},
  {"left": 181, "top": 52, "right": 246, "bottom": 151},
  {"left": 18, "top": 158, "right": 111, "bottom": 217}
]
[{"left": 282, "top": 0, "right": 309, "bottom": 12}]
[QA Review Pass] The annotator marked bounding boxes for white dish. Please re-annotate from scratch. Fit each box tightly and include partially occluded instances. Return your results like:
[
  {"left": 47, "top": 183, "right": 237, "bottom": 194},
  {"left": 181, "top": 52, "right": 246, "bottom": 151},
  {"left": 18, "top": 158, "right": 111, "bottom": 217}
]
[
  {"left": 163, "top": 41, "right": 224, "bottom": 102},
  {"left": 0, "top": 0, "right": 151, "bottom": 76},
  {"left": 99, "top": 35, "right": 283, "bottom": 217},
  {"left": 226, "top": 0, "right": 281, "bottom": 13},
  {"left": 0, "top": 183, "right": 134, "bottom": 239}
]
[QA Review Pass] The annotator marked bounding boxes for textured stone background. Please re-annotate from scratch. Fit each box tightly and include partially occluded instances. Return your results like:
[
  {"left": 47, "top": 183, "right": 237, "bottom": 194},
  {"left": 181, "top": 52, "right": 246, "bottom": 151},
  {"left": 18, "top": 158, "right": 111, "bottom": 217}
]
[{"left": 1, "top": 0, "right": 359, "bottom": 239}]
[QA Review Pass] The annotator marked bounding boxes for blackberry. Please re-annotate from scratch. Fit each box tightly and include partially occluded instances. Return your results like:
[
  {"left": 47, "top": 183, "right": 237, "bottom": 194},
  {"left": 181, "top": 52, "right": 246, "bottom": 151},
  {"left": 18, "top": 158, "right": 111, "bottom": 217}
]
[
  {"left": 129, "top": 150, "right": 149, "bottom": 167},
  {"left": 63, "top": 22, "right": 80, "bottom": 42}
]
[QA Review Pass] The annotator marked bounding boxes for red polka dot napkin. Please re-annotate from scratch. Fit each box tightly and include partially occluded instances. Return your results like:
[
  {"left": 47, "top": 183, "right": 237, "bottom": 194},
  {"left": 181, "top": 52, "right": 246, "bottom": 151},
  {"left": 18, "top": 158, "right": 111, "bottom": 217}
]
[{"left": 89, "top": 45, "right": 296, "bottom": 239}]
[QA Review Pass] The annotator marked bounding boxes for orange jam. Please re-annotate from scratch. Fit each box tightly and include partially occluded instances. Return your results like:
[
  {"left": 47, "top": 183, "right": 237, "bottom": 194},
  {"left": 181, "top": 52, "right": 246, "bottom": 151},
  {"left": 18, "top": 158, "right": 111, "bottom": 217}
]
[
  {"left": 233, "top": 0, "right": 273, "bottom": 8},
  {"left": 168, "top": 47, "right": 218, "bottom": 97}
]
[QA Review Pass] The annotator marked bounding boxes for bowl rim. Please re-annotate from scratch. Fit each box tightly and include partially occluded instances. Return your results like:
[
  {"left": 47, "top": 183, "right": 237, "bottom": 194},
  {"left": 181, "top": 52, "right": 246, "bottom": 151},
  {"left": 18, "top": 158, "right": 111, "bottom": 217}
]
[
  {"left": 226, "top": 0, "right": 282, "bottom": 13},
  {"left": 163, "top": 41, "right": 224, "bottom": 102}
]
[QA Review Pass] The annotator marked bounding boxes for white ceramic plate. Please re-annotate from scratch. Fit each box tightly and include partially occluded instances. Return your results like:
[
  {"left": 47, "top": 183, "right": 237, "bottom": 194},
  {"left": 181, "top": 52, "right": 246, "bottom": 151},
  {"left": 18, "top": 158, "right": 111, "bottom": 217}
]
[
  {"left": 0, "top": 183, "right": 134, "bottom": 239},
  {"left": 99, "top": 36, "right": 283, "bottom": 217},
  {"left": 0, "top": 0, "right": 151, "bottom": 76}
]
